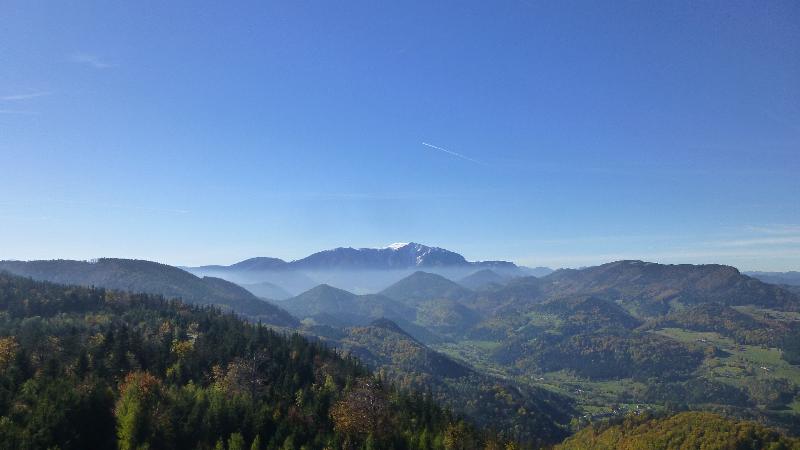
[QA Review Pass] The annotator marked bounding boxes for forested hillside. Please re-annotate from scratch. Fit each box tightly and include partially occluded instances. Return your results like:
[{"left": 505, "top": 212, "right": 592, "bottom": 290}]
[
  {"left": 327, "top": 319, "right": 575, "bottom": 446},
  {"left": 0, "top": 272, "right": 506, "bottom": 449},
  {"left": 0, "top": 259, "right": 297, "bottom": 327},
  {"left": 273, "top": 261, "right": 800, "bottom": 435},
  {"left": 556, "top": 412, "right": 800, "bottom": 450}
]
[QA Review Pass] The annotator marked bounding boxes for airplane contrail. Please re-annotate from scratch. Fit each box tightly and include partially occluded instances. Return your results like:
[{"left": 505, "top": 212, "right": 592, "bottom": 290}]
[
  {"left": 421, "top": 142, "right": 483, "bottom": 164},
  {"left": 1, "top": 91, "right": 51, "bottom": 101}
]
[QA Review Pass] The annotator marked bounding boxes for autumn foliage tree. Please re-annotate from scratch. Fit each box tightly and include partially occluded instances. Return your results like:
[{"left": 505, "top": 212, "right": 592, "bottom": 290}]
[
  {"left": 330, "top": 378, "right": 389, "bottom": 439},
  {"left": 115, "top": 371, "right": 172, "bottom": 450}
]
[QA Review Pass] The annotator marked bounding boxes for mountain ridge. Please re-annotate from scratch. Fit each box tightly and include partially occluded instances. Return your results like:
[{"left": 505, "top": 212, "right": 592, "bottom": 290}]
[
  {"left": 0, "top": 258, "right": 298, "bottom": 327},
  {"left": 189, "top": 242, "right": 526, "bottom": 272},
  {"left": 746, "top": 270, "right": 800, "bottom": 287}
]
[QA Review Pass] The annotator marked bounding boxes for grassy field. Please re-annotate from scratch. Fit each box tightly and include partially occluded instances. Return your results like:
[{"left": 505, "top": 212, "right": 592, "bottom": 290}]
[
  {"left": 433, "top": 340, "right": 511, "bottom": 379},
  {"left": 654, "top": 327, "right": 800, "bottom": 387},
  {"left": 518, "top": 369, "right": 656, "bottom": 413},
  {"left": 526, "top": 312, "right": 564, "bottom": 328},
  {"left": 733, "top": 305, "right": 800, "bottom": 322}
]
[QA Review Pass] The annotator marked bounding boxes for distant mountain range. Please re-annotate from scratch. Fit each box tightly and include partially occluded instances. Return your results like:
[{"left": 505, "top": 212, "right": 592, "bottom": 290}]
[
  {"left": 185, "top": 242, "right": 552, "bottom": 295},
  {"left": 194, "top": 242, "right": 521, "bottom": 271},
  {"left": 745, "top": 270, "right": 800, "bottom": 287}
]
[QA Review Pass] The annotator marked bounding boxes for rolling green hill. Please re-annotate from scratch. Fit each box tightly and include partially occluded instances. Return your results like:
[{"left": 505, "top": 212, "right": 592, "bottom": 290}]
[
  {"left": 283, "top": 284, "right": 417, "bottom": 327},
  {"left": 536, "top": 296, "right": 643, "bottom": 332},
  {"left": 381, "top": 271, "right": 474, "bottom": 305}
]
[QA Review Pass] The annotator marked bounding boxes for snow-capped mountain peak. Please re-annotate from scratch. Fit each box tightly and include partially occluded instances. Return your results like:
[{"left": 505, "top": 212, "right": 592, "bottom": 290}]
[{"left": 212, "top": 242, "right": 518, "bottom": 272}]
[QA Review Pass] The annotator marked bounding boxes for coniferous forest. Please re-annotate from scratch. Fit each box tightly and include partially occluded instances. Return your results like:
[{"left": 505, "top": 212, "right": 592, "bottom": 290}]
[{"left": 0, "top": 273, "right": 499, "bottom": 450}]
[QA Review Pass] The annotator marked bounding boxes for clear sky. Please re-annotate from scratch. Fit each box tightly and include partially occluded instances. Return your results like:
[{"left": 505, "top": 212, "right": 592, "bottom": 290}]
[{"left": 1, "top": 1, "right": 798, "bottom": 270}]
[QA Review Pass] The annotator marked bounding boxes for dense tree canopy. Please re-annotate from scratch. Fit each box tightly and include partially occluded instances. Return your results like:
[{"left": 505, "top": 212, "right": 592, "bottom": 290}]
[
  {"left": 556, "top": 412, "right": 800, "bottom": 450},
  {"left": 0, "top": 273, "right": 507, "bottom": 449}
]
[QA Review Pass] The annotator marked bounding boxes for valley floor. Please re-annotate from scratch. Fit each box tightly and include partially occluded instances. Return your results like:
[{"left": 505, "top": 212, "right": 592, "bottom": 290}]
[{"left": 433, "top": 307, "right": 800, "bottom": 433}]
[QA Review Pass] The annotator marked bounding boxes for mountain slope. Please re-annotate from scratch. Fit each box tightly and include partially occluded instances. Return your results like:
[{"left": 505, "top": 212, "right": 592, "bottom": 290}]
[
  {"left": 521, "top": 266, "right": 555, "bottom": 277},
  {"left": 381, "top": 271, "right": 474, "bottom": 305},
  {"left": 239, "top": 280, "right": 293, "bottom": 300},
  {"left": 0, "top": 271, "right": 502, "bottom": 449},
  {"left": 185, "top": 264, "right": 318, "bottom": 294},
  {"left": 643, "top": 302, "right": 792, "bottom": 346},
  {"left": 343, "top": 319, "right": 473, "bottom": 379},
  {"left": 556, "top": 412, "right": 799, "bottom": 450},
  {"left": 467, "top": 275, "right": 545, "bottom": 313},
  {"left": 229, "top": 256, "right": 289, "bottom": 271},
  {"left": 290, "top": 243, "right": 471, "bottom": 270},
  {"left": 283, "top": 284, "right": 417, "bottom": 327},
  {"left": 458, "top": 269, "right": 507, "bottom": 290},
  {"left": 0, "top": 259, "right": 297, "bottom": 326},
  {"left": 536, "top": 296, "right": 644, "bottom": 332},
  {"left": 333, "top": 319, "right": 575, "bottom": 445},
  {"left": 479, "top": 260, "right": 800, "bottom": 318},
  {"left": 192, "top": 257, "right": 289, "bottom": 272},
  {"left": 542, "top": 261, "right": 800, "bottom": 315}
]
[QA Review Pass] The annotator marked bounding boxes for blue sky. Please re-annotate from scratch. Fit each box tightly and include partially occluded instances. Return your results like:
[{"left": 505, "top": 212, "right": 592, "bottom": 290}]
[{"left": 1, "top": 1, "right": 798, "bottom": 270}]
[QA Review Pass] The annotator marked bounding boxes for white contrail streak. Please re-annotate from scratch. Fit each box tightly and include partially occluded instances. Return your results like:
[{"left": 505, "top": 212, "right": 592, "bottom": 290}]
[
  {"left": 421, "top": 142, "right": 482, "bottom": 164},
  {"left": 0, "top": 110, "right": 39, "bottom": 115},
  {"left": 1, "top": 91, "right": 51, "bottom": 101}
]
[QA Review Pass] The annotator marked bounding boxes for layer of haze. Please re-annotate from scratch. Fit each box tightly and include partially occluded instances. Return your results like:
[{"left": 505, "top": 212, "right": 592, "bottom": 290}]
[{"left": 1, "top": 1, "right": 798, "bottom": 270}]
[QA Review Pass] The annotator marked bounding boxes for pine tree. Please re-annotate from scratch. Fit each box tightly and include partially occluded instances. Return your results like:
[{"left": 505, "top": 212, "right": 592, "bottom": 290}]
[
  {"left": 228, "top": 432, "right": 246, "bottom": 450},
  {"left": 249, "top": 435, "right": 262, "bottom": 450}
]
